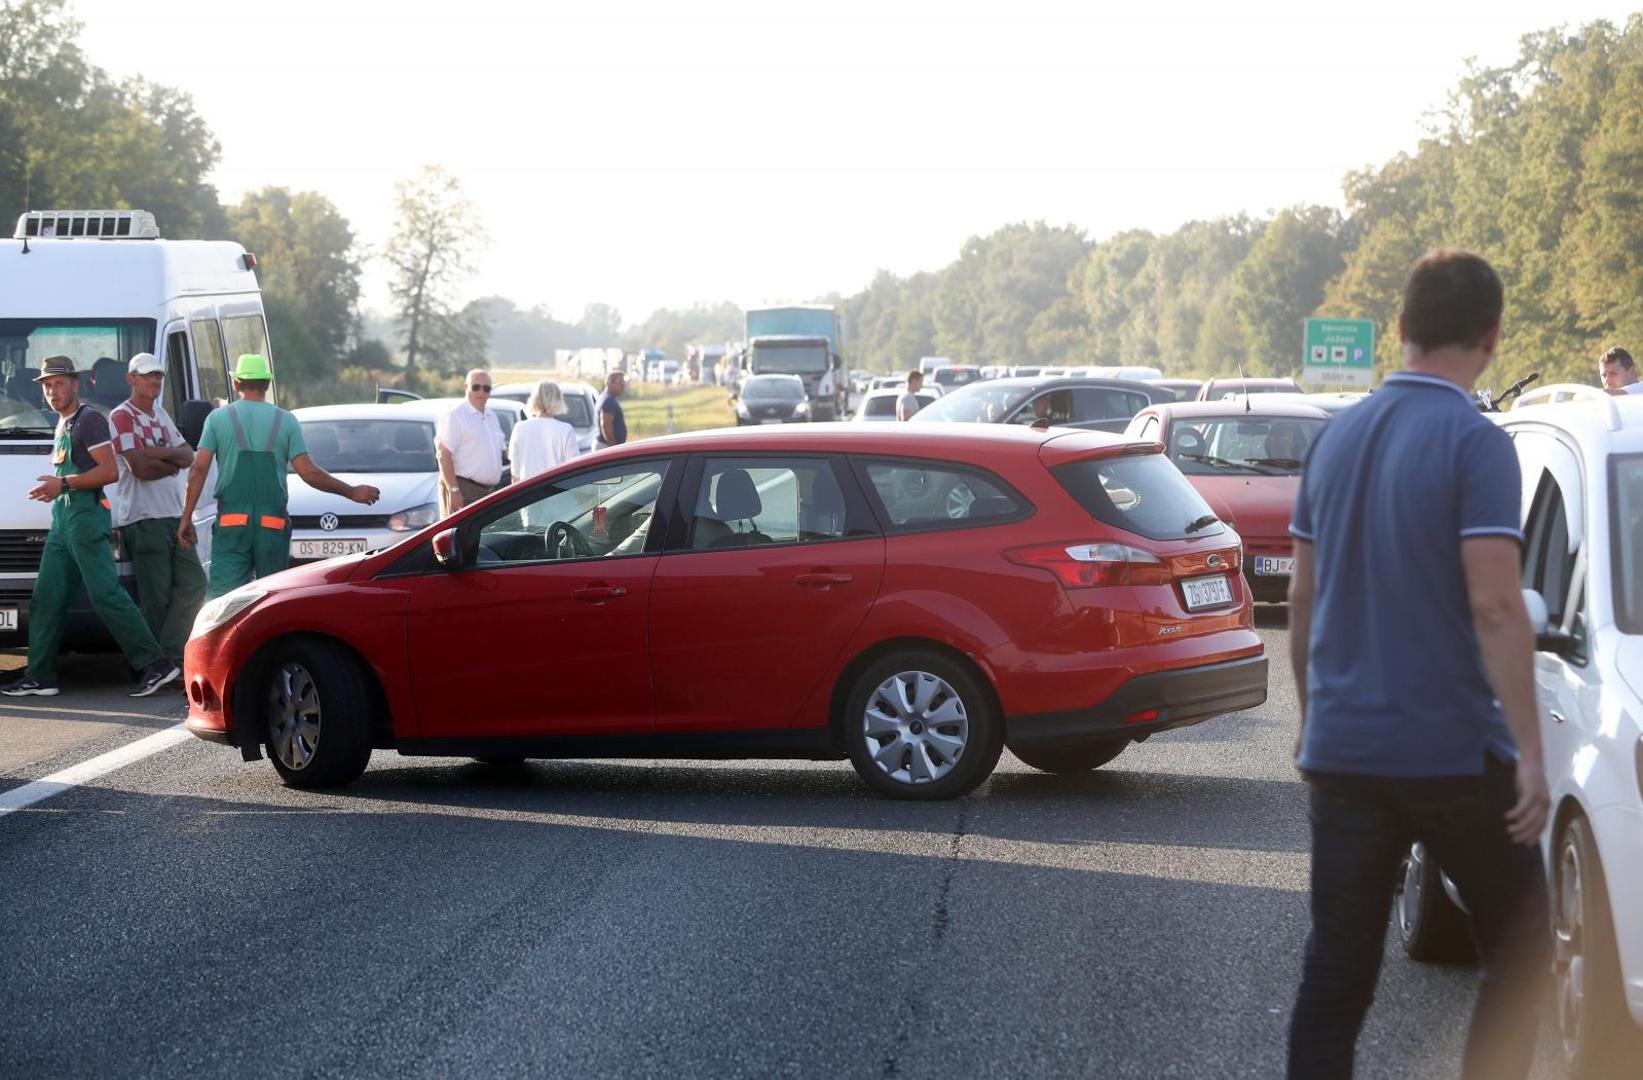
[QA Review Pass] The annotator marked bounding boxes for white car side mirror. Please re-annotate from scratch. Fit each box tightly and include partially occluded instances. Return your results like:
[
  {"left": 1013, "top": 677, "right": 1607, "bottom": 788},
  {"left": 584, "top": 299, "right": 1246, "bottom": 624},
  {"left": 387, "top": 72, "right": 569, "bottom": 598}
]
[{"left": 1522, "top": 588, "right": 1549, "bottom": 635}]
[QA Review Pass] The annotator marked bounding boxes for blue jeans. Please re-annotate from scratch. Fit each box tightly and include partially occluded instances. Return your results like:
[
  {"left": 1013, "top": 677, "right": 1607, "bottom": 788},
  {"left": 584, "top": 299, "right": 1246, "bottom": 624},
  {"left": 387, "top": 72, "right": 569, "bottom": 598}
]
[{"left": 1287, "top": 755, "right": 1549, "bottom": 1079}]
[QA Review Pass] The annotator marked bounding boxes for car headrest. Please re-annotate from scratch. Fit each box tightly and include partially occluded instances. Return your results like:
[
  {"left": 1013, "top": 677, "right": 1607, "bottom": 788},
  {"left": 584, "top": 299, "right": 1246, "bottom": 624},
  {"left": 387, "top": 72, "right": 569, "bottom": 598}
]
[{"left": 712, "top": 468, "right": 763, "bottom": 521}]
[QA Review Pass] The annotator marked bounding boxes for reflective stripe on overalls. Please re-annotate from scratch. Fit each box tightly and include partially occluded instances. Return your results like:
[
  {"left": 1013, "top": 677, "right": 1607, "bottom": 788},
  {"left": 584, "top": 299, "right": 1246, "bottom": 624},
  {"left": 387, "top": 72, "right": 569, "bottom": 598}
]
[
  {"left": 25, "top": 406, "right": 163, "bottom": 681},
  {"left": 205, "top": 404, "right": 292, "bottom": 599}
]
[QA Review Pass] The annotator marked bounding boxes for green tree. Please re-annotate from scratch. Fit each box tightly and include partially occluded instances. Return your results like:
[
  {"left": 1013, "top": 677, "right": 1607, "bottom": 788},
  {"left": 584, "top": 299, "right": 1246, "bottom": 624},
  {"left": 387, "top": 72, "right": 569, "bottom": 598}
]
[
  {"left": 383, "top": 165, "right": 486, "bottom": 386},
  {"left": 1228, "top": 205, "right": 1346, "bottom": 376}
]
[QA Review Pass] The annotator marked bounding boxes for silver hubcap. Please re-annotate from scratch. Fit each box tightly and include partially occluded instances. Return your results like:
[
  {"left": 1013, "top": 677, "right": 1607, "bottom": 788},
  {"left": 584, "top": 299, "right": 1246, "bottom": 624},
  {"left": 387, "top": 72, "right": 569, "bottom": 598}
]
[
  {"left": 1395, "top": 844, "right": 1425, "bottom": 940},
  {"left": 268, "top": 661, "right": 322, "bottom": 771},
  {"left": 945, "top": 483, "right": 975, "bottom": 519},
  {"left": 1555, "top": 839, "right": 1587, "bottom": 1057},
  {"left": 862, "top": 670, "right": 968, "bottom": 785}
]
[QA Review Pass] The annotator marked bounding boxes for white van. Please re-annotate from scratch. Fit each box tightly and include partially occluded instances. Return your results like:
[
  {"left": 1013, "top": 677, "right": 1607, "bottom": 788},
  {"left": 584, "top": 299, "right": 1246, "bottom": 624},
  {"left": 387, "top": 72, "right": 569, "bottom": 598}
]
[{"left": 0, "top": 209, "right": 268, "bottom": 647}]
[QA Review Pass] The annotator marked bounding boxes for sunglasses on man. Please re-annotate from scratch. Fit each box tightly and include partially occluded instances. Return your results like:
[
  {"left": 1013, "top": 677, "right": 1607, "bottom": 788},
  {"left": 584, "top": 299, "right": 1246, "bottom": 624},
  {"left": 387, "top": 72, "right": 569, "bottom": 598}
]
[{"left": 470, "top": 383, "right": 492, "bottom": 392}]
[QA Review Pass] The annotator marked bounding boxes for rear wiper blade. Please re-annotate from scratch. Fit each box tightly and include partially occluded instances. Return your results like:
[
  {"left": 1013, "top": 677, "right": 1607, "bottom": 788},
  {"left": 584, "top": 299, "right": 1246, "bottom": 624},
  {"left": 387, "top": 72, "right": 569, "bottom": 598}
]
[{"left": 1184, "top": 514, "right": 1220, "bottom": 533}]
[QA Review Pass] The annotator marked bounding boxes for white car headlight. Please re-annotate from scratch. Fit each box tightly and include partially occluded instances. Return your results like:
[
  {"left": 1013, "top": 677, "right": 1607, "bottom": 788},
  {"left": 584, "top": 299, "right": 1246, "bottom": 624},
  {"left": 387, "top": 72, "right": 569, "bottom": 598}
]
[
  {"left": 190, "top": 585, "right": 268, "bottom": 640},
  {"left": 793, "top": 400, "right": 811, "bottom": 415},
  {"left": 735, "top": 402, "right": 751, "bottom": 417},
  {"left": 388, "top": 502, "right": 439, "bottom": 532}
]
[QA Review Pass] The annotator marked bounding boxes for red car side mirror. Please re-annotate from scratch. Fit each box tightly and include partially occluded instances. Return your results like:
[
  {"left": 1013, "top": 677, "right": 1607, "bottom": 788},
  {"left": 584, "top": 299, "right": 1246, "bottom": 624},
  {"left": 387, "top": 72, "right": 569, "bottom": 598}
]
[{"left": 431, "top": 527, "right": 460, "bottom": 570}]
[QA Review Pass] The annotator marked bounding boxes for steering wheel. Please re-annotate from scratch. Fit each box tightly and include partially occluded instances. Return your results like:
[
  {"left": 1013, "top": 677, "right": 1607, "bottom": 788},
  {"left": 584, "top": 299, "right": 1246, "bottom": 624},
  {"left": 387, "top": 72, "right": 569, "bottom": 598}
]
[{"left": 545, "top": 520, "right": 594, "bottom": 560}]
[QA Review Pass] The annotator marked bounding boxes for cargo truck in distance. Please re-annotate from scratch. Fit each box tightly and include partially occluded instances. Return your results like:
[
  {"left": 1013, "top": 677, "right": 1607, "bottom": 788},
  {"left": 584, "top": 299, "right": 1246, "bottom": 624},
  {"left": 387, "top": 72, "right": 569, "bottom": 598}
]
[{"left": 741, "top": 304, "right": 844, "bottom": 421}]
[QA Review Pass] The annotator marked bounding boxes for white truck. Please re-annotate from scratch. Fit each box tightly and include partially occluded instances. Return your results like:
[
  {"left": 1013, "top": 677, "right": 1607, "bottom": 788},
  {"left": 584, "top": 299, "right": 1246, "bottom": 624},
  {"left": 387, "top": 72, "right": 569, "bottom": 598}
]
[{"left": 0, "top": 209, "right": 268, "bottom": 647}]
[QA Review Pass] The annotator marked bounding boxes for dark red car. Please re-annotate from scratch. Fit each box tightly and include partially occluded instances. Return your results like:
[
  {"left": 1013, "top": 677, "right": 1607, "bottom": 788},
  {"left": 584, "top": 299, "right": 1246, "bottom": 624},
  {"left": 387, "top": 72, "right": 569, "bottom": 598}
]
[
  {"left": 184, "top": 425, "right": 1266, "bottom": 799},
  {"left": 1124, "top": 400, "right": 1332, "bottom": 602}
]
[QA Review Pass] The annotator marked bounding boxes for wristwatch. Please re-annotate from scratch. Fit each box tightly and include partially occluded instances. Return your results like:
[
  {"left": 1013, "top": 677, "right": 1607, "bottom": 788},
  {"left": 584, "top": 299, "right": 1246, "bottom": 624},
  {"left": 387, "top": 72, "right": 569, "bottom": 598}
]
[{"left": 59, "top": 475, "right": 70, "bottom": 496}]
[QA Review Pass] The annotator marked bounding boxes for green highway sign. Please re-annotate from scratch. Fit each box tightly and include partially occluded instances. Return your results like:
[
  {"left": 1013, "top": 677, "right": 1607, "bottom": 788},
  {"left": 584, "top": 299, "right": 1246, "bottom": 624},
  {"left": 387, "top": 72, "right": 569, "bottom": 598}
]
[{"left": 1302, "top": 317, "right": 1375, "bottom": 388}]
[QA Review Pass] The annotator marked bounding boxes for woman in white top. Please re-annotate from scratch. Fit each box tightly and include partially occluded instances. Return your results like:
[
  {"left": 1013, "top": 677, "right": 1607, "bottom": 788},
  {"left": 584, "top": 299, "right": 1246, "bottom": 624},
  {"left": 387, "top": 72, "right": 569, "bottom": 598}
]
[{"left": 510, "top": 379, "right": 580, "bottom": 477}]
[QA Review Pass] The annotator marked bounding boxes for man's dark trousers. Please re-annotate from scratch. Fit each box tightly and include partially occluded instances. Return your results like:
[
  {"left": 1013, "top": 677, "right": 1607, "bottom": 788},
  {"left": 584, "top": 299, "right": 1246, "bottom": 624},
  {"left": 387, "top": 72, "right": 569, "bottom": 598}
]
[
  {"left": 123, "top": 516, "right": 206, "bottom": 666},
  {"left": 1287, "top": 754, "right": 1549, "bottom": 1079}
]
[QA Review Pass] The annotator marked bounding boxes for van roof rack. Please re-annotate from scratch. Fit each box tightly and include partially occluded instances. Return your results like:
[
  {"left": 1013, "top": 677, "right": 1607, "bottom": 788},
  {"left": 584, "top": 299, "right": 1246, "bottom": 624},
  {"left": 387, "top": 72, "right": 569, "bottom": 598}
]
[
  {"left": 14, "top": 210, "right": 160, "bottom": 240},
  {"left": 1513, "top": 383, "right": 1622, "bottom": 431}
]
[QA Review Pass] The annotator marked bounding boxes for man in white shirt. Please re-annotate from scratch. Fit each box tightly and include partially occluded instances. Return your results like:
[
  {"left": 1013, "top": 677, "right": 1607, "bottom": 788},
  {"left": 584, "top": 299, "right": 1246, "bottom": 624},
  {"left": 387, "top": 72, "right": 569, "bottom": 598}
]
[
  {"left": 109, "top": 353, "right": 205, "bottom": 669},
  {"left": 436, "top": 368, "right": 505, "bottom": 517},
  {"left": 1598, "top": 346, "right": 1643, "bottom": 395},
  {"left": 896, "top": 370, "right": 925, "bottom": 421}
]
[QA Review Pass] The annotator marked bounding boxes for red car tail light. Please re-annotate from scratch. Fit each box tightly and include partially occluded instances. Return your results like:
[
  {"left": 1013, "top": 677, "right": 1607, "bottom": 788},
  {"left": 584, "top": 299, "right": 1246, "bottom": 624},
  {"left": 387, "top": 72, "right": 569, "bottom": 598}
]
[{"left": 1005, "top": 541, "right": 1172, "bottom": 588}]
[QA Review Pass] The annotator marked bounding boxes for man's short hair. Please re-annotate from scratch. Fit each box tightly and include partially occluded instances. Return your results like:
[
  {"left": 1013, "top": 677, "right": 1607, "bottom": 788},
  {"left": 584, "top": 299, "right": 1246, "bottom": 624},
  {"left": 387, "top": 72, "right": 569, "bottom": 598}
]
[
  {"left": 1401, "top": 249, "right": 1503, "bottom": 351},
  {"left": 906, "top": 369, "right": 922, "bottom": 382},
  {"left": 234, "top": 378, "right": 271, "bottom": 392},
  {"left": 607, "top": 371, "right": 624, "bottom": 386},
  {"left": 1600, "top": 346, "right": 1635, "bottom": 371}
]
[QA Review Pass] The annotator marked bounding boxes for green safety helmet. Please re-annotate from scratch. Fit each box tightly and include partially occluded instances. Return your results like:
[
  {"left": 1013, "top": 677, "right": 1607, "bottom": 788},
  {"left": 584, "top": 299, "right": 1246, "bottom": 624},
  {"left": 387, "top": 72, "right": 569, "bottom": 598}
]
[{"left": 232, "top": 353, "right": 273, "bottom": 380}]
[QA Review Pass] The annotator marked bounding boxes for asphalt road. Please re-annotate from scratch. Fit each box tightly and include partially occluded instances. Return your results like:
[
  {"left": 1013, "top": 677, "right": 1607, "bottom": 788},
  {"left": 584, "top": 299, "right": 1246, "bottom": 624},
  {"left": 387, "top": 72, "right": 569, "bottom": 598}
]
[{"left": 0, "top": 616, "right": 1564, "bottom": 1079}]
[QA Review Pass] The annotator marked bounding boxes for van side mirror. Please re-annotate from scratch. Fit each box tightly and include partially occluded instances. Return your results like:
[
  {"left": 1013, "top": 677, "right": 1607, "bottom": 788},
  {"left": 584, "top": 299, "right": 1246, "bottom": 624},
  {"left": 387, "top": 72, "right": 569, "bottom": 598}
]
[{"left": 178, "top": 398, "right": 214, "bottom": 449}]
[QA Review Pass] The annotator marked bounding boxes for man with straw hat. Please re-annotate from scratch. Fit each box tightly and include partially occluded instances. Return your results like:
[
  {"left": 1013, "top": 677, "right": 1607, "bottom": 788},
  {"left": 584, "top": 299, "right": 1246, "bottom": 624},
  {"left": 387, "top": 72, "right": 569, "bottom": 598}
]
[
  {"left": 0, "top": 355, "right": 179, "bottom": 697},
  {"left": 179, "top": 354, "right": 379, "bottom": 599}
]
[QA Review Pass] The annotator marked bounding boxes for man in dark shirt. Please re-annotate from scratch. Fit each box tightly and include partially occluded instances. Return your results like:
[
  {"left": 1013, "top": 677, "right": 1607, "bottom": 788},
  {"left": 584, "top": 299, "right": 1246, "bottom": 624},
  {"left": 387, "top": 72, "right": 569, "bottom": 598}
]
[
  {"left": 595, "top": 370, "right": 628, "bottom": 449},
  {"left": 1, "top": 355, "right": 178, "bottom": 698},
  {"left": 1286, "top": 251, "right": 1549, "bottom": 1078}
]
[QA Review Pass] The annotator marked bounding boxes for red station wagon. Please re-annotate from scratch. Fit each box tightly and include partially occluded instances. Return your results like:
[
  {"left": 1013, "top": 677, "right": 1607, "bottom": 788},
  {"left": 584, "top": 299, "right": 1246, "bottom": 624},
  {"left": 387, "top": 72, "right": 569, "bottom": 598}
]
[{"left": 184, "top": 425, "right": 1267, "bottom": 800}]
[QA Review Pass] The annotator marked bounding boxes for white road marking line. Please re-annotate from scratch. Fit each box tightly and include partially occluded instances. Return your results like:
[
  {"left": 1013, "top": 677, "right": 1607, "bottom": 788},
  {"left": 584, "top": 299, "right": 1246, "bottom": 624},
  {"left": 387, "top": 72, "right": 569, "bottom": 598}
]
[{"left": 0, "top": 723, "right": 191, "bottom": 818}]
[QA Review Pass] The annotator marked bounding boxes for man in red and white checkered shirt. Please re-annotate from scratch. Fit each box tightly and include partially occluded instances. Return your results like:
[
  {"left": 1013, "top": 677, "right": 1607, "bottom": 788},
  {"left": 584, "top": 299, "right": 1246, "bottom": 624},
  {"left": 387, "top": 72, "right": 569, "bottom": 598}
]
[{"left": 109, "top": 353, "right": 205, "bottom": 670}]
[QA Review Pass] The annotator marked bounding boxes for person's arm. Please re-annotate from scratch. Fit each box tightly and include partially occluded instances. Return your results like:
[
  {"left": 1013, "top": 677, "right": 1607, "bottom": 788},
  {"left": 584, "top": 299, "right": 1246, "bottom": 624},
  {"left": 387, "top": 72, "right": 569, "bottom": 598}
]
[
  {"left": 177, "top": 447, "right": 214, "bottom": 548},
  {"left": 120, "top": 445, "right": 188, "bottom": 481},
  {"left": 1461, "top": 536, "right": 1548, "bottom": 845},
  {"left": 1287, "top": 540, "right": 1314, "bottom": 761},
  {"left": 599, "top": 406, "right": 616, "bottom": 445},
  {"left": 291, "top": 454, "right": 379, "bottom": 505}
]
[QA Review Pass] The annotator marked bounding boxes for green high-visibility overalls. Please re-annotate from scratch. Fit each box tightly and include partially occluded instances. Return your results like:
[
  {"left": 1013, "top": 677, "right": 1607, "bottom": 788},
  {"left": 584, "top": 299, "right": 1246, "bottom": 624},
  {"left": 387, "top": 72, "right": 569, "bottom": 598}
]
[
  {"left": 205, "top": 404, "right": 293, "bottom": 600},
  {"left": 26, "top": 406, "right": 164, "bottom": 681}
]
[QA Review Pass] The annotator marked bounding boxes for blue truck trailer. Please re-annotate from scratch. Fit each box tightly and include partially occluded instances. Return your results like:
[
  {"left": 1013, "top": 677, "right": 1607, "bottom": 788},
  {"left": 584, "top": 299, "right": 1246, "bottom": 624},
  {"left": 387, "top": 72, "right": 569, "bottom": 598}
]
[{"left": 743, "top": 304, "right": 844, "bottom": 420}]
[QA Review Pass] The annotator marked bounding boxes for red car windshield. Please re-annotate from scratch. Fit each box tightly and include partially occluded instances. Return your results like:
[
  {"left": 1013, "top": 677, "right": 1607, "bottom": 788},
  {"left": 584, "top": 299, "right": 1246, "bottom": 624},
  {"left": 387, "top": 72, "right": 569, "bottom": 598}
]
[{"left": 1168, "top": 416, "right": 1326, "bottom": 476}]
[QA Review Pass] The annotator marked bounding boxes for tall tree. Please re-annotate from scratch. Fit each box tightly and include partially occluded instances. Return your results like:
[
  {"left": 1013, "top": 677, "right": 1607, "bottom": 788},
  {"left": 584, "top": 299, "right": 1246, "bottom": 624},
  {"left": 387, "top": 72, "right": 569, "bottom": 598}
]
[{"left": 384, "top": 165, "right": 485, "bottom": 386}]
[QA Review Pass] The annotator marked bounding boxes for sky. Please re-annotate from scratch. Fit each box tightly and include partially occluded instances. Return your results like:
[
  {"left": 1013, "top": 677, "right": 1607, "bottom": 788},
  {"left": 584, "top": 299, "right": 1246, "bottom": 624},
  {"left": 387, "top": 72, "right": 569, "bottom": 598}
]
[{"left": 69, "top": 0, "right": 1643, "bottom": 324}]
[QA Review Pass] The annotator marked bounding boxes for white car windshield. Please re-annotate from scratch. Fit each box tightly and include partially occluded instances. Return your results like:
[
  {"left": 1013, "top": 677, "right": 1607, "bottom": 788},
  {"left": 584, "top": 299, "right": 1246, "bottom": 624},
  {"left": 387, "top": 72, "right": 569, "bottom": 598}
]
[
  {"left": 911, "top": 383, "right": 1033, "bottom": 423},
  {"left": 297, "top": 419, "right": 437, "bottom": 473}
]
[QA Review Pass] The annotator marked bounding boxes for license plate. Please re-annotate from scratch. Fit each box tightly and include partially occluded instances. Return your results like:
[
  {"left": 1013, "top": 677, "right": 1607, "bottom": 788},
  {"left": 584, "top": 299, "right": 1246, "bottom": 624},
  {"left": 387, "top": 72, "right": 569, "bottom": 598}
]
[
  {"left": 0, "top": 608, "right": 15, "bottom": 632},
  {"left": 760, "top": 418, "right": 785, "bottom": 424},
  {"left": 1181, "top": 574, "right": 1234, "bottom": 611},
  {"left": 1254, "top": 556, "right": 1294, "bottom": 576},
  {"left": 291, "top": 538, "right": 369, "bottom": 559}
]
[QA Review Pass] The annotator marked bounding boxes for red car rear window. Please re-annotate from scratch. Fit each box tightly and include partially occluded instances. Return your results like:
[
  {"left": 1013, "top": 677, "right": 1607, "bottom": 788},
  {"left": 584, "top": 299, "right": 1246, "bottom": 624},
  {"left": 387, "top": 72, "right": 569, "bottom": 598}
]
[{"left": 1052, "top": 453, "right": 1225, "bottom": 541}]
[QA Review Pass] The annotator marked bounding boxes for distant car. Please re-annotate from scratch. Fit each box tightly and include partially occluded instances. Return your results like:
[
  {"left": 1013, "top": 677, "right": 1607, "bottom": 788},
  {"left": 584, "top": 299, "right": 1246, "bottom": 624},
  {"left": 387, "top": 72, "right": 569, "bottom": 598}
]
[
  {"left": 869, "top": 377, "right": 943, "bottom": 397},
  {"left": 1237, "top": 391, "right": 1366, "bottom": 415},
  {"left": 853, "top": 388, "right": 937, "bottom": 421},
  {"left": 918, "top": 356, "right": 953, "bottom": 376},
  {"left": 1195, "top": 377, "right": 1303, "bottom": 401},
  {"left": 492, "top": 380, "right": 599, "bottom": 454},
  {"left": 912, "top": 376, "right": 1172, "bottom": 434},
  {"left": 286, "top": 403, "right": 446, "bottom": 565},
  {"left": 932, "top": 366, "right": 983, "bottom": 391},
  {"left": 1010, "top": 366, "right": 1046, "bottom": 378},
  {"left": 183, "top": 423, "right": 1266, "bottom": 799},
  {"left": 1124, "top": 400, "right": 1331, "bottom": 602},
  {"left": 1072, "top": 365, "right": 1165, "bottom": 382},
  {"left": 1149, "top": 379, "right": 1203, "bottom": 402},
  {"left": 733, "top": 373, "right": 811, "bottom": 425}
]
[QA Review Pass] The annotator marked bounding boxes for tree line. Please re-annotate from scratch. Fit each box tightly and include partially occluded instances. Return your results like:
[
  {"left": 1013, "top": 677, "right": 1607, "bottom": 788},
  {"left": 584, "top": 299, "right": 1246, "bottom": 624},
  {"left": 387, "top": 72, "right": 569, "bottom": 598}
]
[{"left": 5, "top": 0, "right": 1639, "bottom": 400}]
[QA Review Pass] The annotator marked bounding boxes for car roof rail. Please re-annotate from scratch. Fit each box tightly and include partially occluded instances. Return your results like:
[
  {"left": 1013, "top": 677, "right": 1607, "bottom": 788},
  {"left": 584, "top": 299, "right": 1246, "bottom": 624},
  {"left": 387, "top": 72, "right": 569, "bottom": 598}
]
[{"left": 1513, "top": 384, "right": 1622, "bottom": 430}]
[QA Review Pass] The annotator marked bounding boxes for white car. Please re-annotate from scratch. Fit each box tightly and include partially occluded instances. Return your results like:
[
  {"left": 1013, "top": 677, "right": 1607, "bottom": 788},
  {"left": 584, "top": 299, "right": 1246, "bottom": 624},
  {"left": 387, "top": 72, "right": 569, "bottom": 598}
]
[
  {"left": 492, "top": 380, "right": 599, "bottom": 454},
  {"left": 852, "top": 388, "right": 937, "bottom": 421},
  {"left": 867, "top": 377, "right": 943, "bottom": 397},
  {"left": 1396, "top": 385, "right": 1643, "bottom": 1073},
  {"left": 286, "top": 399, "right": 525, "bottom": 565}
]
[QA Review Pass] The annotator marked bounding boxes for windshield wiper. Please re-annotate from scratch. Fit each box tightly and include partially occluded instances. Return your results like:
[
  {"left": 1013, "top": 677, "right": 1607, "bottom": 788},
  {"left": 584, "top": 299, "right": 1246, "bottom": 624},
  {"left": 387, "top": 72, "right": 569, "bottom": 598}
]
[
  {"left": 0, "top": 426, "right": 55, "bottom": 438},
  {"left": 1245, "top": 457, "right": 1302, "bottom": 469},
  {"left": 1184, "top": 514, "right": 1220, "bottom": 534},
  {"left": 1178, "top": 452, "right": 1251, "bottom": 472}
]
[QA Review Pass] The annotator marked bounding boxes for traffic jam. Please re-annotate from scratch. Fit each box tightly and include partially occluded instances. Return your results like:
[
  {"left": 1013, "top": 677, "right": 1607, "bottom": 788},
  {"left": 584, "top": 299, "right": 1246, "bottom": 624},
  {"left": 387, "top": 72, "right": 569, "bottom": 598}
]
[{"left": 2, "top": 209, "right": 1641, "bottom": 1079}]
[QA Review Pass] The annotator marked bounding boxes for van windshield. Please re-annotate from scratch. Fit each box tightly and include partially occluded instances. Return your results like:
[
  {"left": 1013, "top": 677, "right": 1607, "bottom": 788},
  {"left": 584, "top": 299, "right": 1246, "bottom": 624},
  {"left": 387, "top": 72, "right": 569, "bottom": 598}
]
[{"left": 0, "top": 319, "right": 156, "bottom": 433}]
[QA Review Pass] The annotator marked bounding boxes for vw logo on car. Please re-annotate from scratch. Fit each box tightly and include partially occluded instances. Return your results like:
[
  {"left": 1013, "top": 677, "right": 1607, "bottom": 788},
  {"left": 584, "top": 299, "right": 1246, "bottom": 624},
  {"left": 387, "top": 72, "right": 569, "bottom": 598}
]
[{"left": 318, "top": 513, "right": 340, "bottom": 532}]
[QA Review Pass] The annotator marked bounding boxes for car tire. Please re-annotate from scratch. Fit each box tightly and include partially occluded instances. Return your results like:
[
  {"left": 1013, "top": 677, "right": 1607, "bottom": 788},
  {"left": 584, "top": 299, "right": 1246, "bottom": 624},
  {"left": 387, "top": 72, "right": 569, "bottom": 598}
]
[
  {"left": 262, "top": 640, "right": 372, "bottom": 789},
  {"left": 843, "top": 650, "right": 1002, "bottom": 801},
  {"left": 1009, "top": 737, "right": 1128, "bottom": 774},
  {"left": 1555, "top": 816, "right": 1638, "bottom": 1079},
  {"left": 1393, "top": 841, "right": 1473, "bottom": 962}
]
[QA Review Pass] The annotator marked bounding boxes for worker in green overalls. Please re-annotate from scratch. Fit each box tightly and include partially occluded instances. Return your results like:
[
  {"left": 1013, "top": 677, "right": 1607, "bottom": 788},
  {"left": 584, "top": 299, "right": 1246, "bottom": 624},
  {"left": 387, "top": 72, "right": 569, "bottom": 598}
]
[
  {"left": 179, "top": 354, "right": 379, "bottom": 599},
  {"left": 0, "top": 355, "right": 180, "bottom": 698}
]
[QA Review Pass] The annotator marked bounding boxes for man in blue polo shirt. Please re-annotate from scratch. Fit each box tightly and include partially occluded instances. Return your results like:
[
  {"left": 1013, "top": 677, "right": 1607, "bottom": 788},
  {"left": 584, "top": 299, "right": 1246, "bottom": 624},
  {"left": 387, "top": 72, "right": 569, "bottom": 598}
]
[{"left": 1285, "top": 250, "right": 1549, "bottom": 1079}]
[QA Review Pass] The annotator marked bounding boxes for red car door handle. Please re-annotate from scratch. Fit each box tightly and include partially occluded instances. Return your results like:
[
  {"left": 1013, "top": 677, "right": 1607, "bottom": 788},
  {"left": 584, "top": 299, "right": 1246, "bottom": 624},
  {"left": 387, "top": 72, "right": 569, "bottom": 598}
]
[
  {"left": 794, "top": 571, "right": 853, "bottom": 588},
  {"left": 571, "top": 585, "right": 627, "bottom": 602}
]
